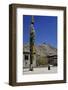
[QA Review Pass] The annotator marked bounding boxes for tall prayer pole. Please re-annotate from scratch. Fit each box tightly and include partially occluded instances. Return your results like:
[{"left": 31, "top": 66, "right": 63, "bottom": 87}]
[{"left": 29, "top": 16, "right": 35, "bottom": 71}]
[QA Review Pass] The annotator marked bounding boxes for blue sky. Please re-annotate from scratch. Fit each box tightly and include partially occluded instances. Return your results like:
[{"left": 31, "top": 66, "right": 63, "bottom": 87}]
[{"left": 23, "top": 15, "right": 57, "bottom": 48}]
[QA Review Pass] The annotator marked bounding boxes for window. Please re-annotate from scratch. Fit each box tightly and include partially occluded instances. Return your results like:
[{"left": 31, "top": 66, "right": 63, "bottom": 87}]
[{"left": 25, "top": 55, "right": 28, "bottom": 60}]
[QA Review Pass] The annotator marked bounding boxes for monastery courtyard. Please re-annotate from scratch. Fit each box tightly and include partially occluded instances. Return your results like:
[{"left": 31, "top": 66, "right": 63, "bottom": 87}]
[{"left": 23, "top": 66, "right": 57, "bottom": 75}]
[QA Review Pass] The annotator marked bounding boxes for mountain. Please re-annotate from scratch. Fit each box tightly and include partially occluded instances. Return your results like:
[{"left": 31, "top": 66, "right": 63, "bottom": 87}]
[{"left": 23, "top": 43, "right": 57, "bottom": 56}]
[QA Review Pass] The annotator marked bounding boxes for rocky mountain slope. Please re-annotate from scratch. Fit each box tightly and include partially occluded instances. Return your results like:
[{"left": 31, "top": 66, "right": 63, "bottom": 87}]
[{"left": 23, "top": 43, "right": 57, "bottom": 56}]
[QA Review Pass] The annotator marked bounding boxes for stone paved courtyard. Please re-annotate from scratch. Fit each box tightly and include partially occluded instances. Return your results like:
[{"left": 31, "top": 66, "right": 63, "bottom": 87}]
[{"left": 23, "top": 66, "right": 57, "bottom": 75}]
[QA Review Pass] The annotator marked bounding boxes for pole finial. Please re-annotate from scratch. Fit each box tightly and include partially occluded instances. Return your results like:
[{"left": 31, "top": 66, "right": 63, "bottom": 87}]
[{"left": 31, "top": 16, "right": 34, "bottom": 24}]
